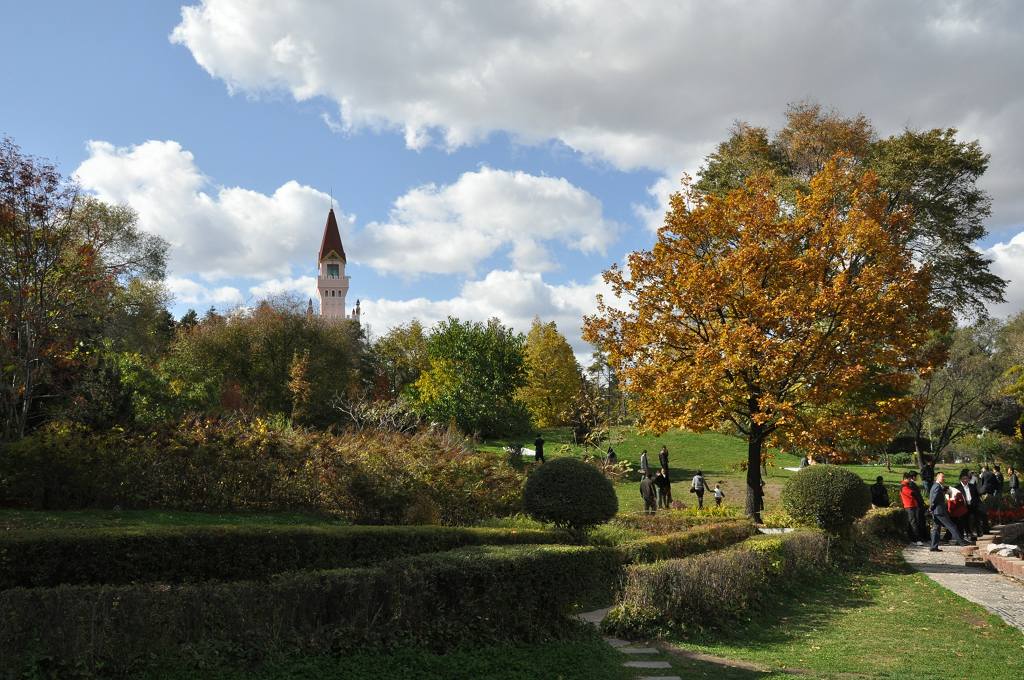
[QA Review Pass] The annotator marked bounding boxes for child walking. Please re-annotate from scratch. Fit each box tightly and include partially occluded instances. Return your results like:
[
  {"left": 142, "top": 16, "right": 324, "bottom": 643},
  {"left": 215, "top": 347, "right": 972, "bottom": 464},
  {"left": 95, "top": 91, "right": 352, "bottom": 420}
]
[{"left": 713, "top": 481, "right": 725, "bottom": 507}]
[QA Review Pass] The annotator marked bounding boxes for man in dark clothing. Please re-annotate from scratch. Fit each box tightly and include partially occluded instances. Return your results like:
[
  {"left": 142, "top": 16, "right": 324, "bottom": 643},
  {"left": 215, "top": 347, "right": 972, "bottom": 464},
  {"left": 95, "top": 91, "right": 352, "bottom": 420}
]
[
  {"left": 654, "top": 467, "right": 672, "bottom": 509},
  {"left": 920, "top": 457, "right": 935, "bottom": 495},
  {"left": 870, "top": 476, "right": 890, "bottom": 508},
  {"left": 993, "top": 465, "right": 1004, "bottom": 497},
  {"left": 929, "top": 472, "right": 968, "bottom": 551},
  {"left": 640, "top": 471, "right": 657, "bottom": 515},
  {"left": 658, "top": 445, "right": 669, "bottom": 472},
  {"left": 533, "top": 435, "right": 544, "bottom": 463},
  {"left": 980, "top": 466, "right": 997, "bottom": 496},
  {"left": 1009, "top": 466, "right": 1020, "bottom": 501}
]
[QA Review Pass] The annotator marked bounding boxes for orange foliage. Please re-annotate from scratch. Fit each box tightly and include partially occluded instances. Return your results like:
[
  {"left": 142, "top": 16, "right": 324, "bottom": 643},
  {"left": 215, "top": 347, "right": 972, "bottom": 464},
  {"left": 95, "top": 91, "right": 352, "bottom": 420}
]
[{"left": 585, "top": 156, "right": 950, "bottom": 467}]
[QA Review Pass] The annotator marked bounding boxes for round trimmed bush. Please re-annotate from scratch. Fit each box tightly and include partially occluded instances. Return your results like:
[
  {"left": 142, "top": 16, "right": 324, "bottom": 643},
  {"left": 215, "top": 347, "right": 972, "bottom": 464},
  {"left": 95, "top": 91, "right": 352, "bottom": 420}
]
[
  {"left": 522, "top": 458, "right": 618, "bottom": 536},
  {"left": 781, "top": 465, "right": 870, "bottom": 533}
]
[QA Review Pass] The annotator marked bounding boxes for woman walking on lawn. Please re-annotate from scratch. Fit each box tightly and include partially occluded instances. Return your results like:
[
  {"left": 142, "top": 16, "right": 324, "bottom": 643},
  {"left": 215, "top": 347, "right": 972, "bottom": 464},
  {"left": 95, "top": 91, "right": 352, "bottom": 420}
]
[{"left": 691, "top": 469, "right": 707, "bottom": 510}]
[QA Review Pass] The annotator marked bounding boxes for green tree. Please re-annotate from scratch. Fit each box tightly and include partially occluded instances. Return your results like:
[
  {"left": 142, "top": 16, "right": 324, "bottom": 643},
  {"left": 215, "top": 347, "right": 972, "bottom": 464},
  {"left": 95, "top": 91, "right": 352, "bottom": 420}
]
[
  {"left": 0, "top": 137, "right": 167, "bottom": 440},
  {"left": 413, "top": 317, "right": 529, "bottom": 437},
  {"left": 519, "top": 318, "right": 581, "bottom": 427},
  {"left": 371, "top": 320, "right": 430, "bottom": 399},
  {"left": 166, "top": 295, "right": 366, "bottom": 424},
  {"left": 695, "top": 102, "right": 1004, "bottom": 317}
]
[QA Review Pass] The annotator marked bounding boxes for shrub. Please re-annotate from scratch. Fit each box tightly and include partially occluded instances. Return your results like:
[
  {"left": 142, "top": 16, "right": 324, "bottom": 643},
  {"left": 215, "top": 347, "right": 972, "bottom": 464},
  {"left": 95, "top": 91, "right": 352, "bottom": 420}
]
[
  {"left": 0, "top": 525, "right": 566, "bottom": 589},
  {"left": 0, "top": 418, "right": 525, "bottom": 525},
  {"left": 0, "top": 544, "right": 623, "bottom": 676},
  {"left": 759, "top": 508, "right": 795, "bottom": 528},
  {"left": 781, "top": 465, "right": 871, "bottom": 533},
  {"left": 604, "top": 530, "right": 829, "bottom": 638},
  {"left": 617, "top": 521, "right": 755, "bottom": 563},
  {"left": 522, "top": 458, "right": 618, "bottom": 536},
  {"left": 611, "top": 510, "right": 748, "bottom": 535},
  {"left": 855, "top": 506, "right": 907, "bottom": 541}
]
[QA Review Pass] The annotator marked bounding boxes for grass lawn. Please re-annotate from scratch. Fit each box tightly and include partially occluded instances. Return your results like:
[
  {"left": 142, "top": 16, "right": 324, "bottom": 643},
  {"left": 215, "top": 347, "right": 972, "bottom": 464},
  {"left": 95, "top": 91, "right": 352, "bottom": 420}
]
[
  {"left": 483, "top": 427, "right": 970, "bottom": 515},
  {"left": 0, "top": 508, "right": 344, "bottom": 532},
  {"left": 663, "top": 547, "right": 1024, "bottom": 679}
]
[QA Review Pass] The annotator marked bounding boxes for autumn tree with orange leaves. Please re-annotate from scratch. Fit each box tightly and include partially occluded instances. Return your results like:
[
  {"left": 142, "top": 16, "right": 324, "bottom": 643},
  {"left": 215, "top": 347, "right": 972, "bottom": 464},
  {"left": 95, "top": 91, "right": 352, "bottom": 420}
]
[{"left": 584, "top": 156, "right": 950, "bottom": 519}]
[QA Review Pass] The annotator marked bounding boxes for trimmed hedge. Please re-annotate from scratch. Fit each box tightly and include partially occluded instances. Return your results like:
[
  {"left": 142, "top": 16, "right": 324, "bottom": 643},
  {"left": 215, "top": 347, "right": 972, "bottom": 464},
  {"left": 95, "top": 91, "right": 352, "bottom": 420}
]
[
  {"left": 523, "top": 458, "right": 618, "bottom": 535},
  {"left": 0, "top": 544, "right": 622, "bottom": 677},
  {"left": 0, "top": 525, "right": 565, "bottom": 589},
  {"left": 611, "top": 511, "right": 747, "bottom": 535},
  {"left": 782, "top": 465, "right": 871, "bottom": 533},
  {"left": 617, "top": 521, "right": 755, "bottom": 563},
  {"left": 604, "top": 530, "right": 830, "bottom": 638},
  {"left": 856, "top": 506, "right": 907, "bottom": 541}
]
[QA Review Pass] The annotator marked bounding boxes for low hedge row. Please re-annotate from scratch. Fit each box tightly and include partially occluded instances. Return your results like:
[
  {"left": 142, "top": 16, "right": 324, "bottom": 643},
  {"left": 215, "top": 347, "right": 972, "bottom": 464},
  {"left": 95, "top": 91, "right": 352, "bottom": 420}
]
[
  {"left": 617, "top": 521, "right": 755, "bottom": 563},
  {"left": 0, "top": 525, "right": 565, "bottom": 589},
  {"left": 1, "top": 544, "right": 622, "bottom": 677},
  {"left": 856, "top": 506, "right": 908, "bottom": 541},
  {"left": 603, "top": 530, "right": 830, "bottom": 639},
  {"left": 611, "top": 511, "right": 746, "bottom": 535}
]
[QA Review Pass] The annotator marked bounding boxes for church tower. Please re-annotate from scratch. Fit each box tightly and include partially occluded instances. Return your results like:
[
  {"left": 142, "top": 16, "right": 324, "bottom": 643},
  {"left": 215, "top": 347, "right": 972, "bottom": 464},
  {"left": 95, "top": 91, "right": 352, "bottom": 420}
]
[{"left": 316, "top": 208, "right": 351, "bottom": 319}]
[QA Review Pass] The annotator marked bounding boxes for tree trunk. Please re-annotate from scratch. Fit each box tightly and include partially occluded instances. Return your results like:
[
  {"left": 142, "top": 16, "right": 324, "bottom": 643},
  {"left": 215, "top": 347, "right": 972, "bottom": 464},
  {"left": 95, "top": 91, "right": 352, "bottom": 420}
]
[{"left": 746, "top": 424, "right": 764, "bottom": 523}]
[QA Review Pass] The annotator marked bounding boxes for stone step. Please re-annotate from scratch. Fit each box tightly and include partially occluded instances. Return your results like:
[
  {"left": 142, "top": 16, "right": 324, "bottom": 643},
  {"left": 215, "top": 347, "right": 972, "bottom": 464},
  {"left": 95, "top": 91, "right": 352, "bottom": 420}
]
[
  {"left": 619, "top": 646, "right": 658, "bottom": 654},
  {"left": 636, "top": 676, "right": 682, "bottom": 680},
  {"left": 603, "top": 637, "right": 631, "bottom": 648},
  {"left": 624, "top": 660, "right": 672, "bottom": 669}
]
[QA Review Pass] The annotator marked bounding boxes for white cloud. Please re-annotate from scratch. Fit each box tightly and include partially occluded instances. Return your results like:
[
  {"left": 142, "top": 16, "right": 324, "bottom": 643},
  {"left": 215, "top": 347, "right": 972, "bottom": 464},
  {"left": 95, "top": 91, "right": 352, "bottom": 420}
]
[
  {"left": 362, "top": 269, "right": 613, "bottom": 358},
  {"left": 248, "top": 276, "right": 319, "bottom": 301},
  {"left": 171, "top": 1, "right": 1024, "bottom": 229},
  {"left": 356, "top": 167, "right": 618, "bottom": 275},
  {"left": 985, "top": 233, "right": 1024, "bottom": 320},
  {"left": 74, "top": 140, "right": 347, "bottom": 281},
  {"left": 166, "top": 276, "right": 243, "bottom": 307}
]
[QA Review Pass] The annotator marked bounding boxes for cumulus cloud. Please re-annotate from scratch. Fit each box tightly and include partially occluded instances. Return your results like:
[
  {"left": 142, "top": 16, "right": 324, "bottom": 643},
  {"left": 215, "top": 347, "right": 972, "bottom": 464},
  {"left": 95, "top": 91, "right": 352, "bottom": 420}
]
[
  {"left": 166, "top": 276, "right": 243, "bottom": 307},
  {"left": 362, "top": 269, "right": 613, "bottom": 358},
  {"left": 171, "top": 1, "right": 1024, "bottom": 230},
  {"left": 356, "top": 167, "right": 618, "bottom": 275},
  {"left": 74, "top": 140, "right": 346, "bottom": 281},
  {"left": 985, "top": 234, "right": 1024, "bottom": 320}
]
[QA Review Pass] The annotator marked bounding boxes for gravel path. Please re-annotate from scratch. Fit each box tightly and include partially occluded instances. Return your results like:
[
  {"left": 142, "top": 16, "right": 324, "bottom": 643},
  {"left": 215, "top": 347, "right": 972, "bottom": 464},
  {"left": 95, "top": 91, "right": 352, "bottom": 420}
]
[{"left": 903, "top": 544, "right": 1024, "bottom": 633}]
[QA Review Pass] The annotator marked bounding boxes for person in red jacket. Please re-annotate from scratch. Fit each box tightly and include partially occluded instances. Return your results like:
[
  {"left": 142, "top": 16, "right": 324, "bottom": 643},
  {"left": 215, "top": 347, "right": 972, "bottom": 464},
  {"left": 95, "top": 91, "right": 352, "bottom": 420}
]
[{"left": 900, "top": 471, "right": 926, "bottom": 546}]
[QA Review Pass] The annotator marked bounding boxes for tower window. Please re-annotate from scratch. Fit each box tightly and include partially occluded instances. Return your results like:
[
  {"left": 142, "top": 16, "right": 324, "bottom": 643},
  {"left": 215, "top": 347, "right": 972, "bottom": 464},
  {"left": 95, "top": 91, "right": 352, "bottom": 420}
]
[{"left": 326, "top": 263, "right": 340, "bottom": 278}]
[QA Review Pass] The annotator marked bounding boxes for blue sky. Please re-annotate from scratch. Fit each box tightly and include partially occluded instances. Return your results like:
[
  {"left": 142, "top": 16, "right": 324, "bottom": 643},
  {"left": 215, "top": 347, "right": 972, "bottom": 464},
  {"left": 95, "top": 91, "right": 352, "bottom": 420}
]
[{"left": 3, "top": 1, "right": 1023, "bottom": 353}]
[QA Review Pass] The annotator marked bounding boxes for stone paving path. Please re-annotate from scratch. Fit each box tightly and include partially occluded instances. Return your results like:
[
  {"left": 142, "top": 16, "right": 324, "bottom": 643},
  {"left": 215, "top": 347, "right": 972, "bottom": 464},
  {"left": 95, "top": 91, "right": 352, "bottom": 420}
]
[
  {"left": 903, "top": 544, "right": 1024, "bottom": 633},
  {"left": 577, "top": 607, "right": 683, "bottom": 680}
]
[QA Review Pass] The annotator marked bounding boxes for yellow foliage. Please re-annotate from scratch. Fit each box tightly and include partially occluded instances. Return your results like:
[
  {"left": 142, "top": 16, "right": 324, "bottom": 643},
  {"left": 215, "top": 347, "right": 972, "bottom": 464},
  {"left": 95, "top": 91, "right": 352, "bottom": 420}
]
[{"left": 518, "top": 318, "right": 582, "bottom": 427}]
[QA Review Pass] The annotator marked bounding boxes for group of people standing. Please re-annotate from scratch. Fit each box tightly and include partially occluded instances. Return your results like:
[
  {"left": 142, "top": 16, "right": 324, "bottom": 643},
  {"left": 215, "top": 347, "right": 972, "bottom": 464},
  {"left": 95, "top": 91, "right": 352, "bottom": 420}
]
[
  {"left": 895, "top": 459, "right": 1020, "bottom": 552},
  {"left": 638, "top": 446, "right": 724, "bottom": 514}
]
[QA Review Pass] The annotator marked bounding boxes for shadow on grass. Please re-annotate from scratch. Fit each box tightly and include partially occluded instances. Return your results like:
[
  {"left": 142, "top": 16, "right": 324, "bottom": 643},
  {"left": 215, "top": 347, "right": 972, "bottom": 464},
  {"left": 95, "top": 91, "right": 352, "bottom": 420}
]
[{"left": 682, "top": 550, "right": 913, "bottom": 653}]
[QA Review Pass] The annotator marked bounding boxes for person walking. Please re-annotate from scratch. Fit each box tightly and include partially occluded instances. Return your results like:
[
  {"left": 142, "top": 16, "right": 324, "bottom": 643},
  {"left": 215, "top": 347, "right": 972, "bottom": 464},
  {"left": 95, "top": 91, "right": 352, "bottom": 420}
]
[
  {"left": 533, "top": 434, "right": 545, "bottom": 464},
  {"left": 639, "top": 449, "right": 650, "bottom": 476},
  {"left": 920, "top": 456, "right": 935, "bottom": 496},
  {"left": 691, "top": 469, "right": 707, "bottom": 510},
  {"left": 713, "top": 481, "right": 725, "bottom": 507},
  {"left": 956, "top": 469, "right": 982, "bottom": 540},
  {"left": 658, "top": 445, "right": 669, "bottom": 472},
  {"left": 1009, "top": 466, "right": 1020, "bottom": 501},
  {"left": 929, "top": 472, "right": 969, "bottom": 551},
  {"left": 980, "top": 465, "right": 997, "bottom": 496},
  {"left": 870, "top": 476, "right": 890, "bottom": 508},
  {"left": 654, "top": 467, "right": 672, "bottom": 509},
  {"left": 900, "top": 472, "right": 925, "bottom": 546},
  {"left": 993, "top": 465, "right": 1005, "bottom": 497},
  {"left": 640, "top": 471, "right": 657, "bottom": 515},
  {"left": 605, "top": 446, "right": 617, "bottom": 465}
]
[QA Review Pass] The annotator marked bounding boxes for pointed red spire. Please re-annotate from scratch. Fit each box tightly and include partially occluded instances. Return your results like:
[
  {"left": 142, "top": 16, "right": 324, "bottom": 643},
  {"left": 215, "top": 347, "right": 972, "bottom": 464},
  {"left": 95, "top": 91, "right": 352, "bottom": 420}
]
[{"left": 318, "top": 208, "right": 346, "bottom": 262}]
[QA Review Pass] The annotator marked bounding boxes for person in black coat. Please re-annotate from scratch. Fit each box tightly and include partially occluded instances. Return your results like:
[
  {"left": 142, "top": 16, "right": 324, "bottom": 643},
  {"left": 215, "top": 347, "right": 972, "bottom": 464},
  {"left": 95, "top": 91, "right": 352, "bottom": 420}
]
[
  {"left": 533, "top": 434, "right": 545, "bottom": 463},
  {"left": 870, "top": 476, "right": 890, "bottom": 508},
  {"left": 654, "top": 467, "right": 672, "bottom": 509},
  {"left": 658, "top": 445, "right": 669, "bottom": 472},
  {"left": 979, "top": 466, "right": 997, "bottom": 496},
  {"left": 639, "top": 471, "right": 657, "bottom": 515},
  {"left": 929, "top": 472, "right": 968, "bottom": 551},
  {"left": 919, "top": 456, "right": 935, "bottom": 495}
]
